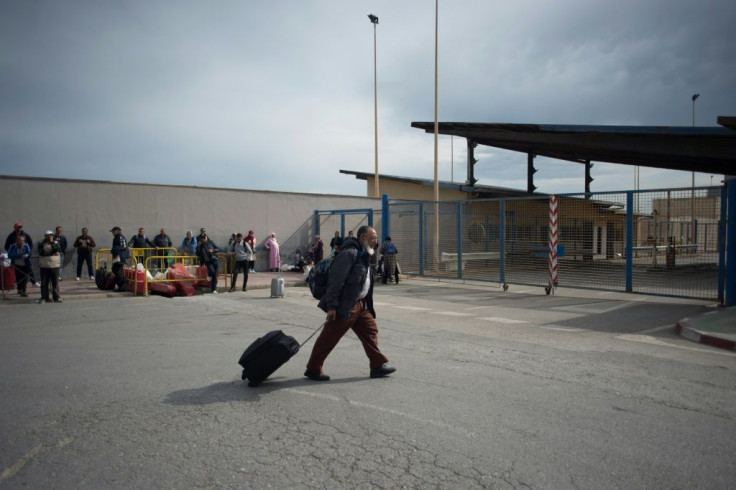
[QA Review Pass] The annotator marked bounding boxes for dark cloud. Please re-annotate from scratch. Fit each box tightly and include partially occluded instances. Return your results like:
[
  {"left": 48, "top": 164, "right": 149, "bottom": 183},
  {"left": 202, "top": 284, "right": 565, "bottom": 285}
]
[{"left": 1, "top": 1, "right": 734, "bottom": 196}]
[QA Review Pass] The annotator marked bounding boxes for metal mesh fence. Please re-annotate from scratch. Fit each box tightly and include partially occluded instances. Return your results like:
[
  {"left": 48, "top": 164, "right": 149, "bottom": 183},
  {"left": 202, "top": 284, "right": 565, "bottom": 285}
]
[
  {"left": 315, "top": 209, "right": 382, "bottom": 255},
  {"left": 385, "top": 187, "right": 722, "bottom": 300}
]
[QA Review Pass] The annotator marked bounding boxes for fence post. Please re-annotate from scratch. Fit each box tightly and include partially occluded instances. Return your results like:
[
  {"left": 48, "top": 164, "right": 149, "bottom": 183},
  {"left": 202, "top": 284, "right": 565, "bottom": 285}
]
[
  {"left": 456, "top": 201, "right": 462, "bottom": 279},
  {"left": 313, "top": 210, "right": 319, "bottom": 237},
  {"left": 499, "top": 200, "right": 505, "bottom": 284},
  {"left": 725, "top": 178, "right": 736, "bottom": 306},
  {"left": 381, "top": 193, "right": 389, "bottom": 240},
  {"left": 626, "top": 192, "right": 633, "bottom": 292},
  {"left": 718, "top": 185, "right": 727, "bottom": 304},
  {"left": 419, "top": 203, "right": 424, "bottom": 275}
]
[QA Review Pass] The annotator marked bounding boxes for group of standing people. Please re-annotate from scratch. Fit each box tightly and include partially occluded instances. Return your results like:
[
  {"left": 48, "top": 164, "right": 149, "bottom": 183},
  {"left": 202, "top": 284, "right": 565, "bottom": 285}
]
[
  {"left": 3, "top": 222, "right": 274, "bottom": 299},
  {"left": 4, "top": 222, "right": 71, "bottom": 303}
]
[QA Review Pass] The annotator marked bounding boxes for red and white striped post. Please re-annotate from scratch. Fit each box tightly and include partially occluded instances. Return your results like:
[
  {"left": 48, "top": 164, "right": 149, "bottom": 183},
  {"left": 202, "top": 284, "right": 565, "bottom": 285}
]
[{"left": 547, "top": 195, "right": 558, "bottom": 295}]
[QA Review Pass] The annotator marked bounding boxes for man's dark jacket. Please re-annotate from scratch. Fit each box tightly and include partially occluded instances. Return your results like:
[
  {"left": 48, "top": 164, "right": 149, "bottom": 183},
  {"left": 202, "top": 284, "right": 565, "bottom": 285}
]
[
  {"left": 129, "top": 234, "right": 155, "bottom": 249},
  {"left": 5, "top": 231, "right": 33, "bottom": 252},
  {"left": 318, "top": 237, "right": 376, "bottom": 320}
]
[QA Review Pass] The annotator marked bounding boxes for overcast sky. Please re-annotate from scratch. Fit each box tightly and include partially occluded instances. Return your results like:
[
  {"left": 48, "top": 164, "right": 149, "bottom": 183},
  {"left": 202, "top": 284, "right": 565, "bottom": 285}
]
[{"left": 1, "top": 0, "right": 734, "bottom": 197}]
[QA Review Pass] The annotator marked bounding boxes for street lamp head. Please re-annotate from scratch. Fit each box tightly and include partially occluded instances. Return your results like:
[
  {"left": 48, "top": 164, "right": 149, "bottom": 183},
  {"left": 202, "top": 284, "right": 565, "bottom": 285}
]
[
  {"left": 368, "top": 14, "right": 379, "bottom": 24},
  {"left": 692, "top": 93, "right": 700, "bottom": 101}
]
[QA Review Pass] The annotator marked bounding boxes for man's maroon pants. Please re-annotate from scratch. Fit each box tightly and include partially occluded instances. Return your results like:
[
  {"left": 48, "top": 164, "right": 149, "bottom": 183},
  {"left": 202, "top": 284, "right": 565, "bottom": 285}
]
[{"left": 306, "top": 301, "right": 389, "bottom": 373}]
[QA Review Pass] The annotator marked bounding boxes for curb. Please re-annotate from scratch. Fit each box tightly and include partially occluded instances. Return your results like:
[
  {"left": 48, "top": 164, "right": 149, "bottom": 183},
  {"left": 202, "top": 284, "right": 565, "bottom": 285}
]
[{"left": 675, "top": 318, "right": 736, "bottom": 351}]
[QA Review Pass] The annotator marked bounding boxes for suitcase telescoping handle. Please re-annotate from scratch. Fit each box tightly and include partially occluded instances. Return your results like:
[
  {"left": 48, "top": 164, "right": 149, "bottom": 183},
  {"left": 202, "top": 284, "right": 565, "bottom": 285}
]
[{"left": 300, "top": 322, "right": 325, "bottom": 348}]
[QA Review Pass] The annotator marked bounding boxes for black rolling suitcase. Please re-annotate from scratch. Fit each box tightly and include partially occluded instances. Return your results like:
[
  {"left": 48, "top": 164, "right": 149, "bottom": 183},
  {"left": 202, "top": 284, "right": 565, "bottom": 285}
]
[
  {"left": 94, "top": 267, "right": 116, "bottom": 290},
  {"left": 238, "top": 325, "right": 323, "bottom": 387}
]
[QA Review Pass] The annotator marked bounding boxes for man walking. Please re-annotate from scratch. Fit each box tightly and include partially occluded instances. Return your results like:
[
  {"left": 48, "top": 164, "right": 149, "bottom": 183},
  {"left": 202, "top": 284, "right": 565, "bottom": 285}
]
[
  {"left": 229, "top": 233, "right": 250, "bottom": 292},
  {"left": 304, "top": 225, "right": 396, "bottom": 381},
  {"left": 73, "top": 228, "right": 96, "bottom": 280}
]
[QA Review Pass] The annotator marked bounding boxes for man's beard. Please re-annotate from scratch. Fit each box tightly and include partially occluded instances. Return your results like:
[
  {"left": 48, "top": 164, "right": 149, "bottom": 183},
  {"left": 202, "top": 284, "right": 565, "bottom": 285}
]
[{"left": 362, "top": 242, "right": 375, "bottom": 256}]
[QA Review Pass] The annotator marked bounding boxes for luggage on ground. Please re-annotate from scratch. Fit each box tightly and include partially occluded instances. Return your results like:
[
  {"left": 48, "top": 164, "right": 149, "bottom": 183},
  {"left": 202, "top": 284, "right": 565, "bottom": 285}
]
[
  {"left": 238, "top": 324, "right": 324, "bottom": 387},
  {"left": 239, "top": 330, "right": 300, "bottom": 386},
  {"left": 94, "top": 267, "right": 116, "bottom": 290},
  {"left": 1, "top": 265, "right": 16, "bottom": 291},
  {"left": 270, "top": 276, "right": 284, "bottom": 298},
  {"left": 148, "top": 282, "right": 177, "bottom": 297}
]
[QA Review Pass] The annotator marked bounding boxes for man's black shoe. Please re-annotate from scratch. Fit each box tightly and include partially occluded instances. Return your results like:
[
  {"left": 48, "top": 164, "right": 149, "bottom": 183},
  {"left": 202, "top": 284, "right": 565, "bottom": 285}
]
[
  {"left": 370, "top": 364, "right": 396, "bottom": 378},
  {"left": 304, "top": 370, "right": 330, "bottom": 381}
]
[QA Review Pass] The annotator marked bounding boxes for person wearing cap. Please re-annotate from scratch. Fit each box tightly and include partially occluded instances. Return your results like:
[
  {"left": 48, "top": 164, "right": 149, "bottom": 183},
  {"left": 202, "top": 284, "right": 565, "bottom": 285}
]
[
  {"left": 379, "top": 236, "right": 399, "bottom": 285},
  {"left": 4, "top": 222, "right": 39, "bottom": 286},
  {"left": 7, "top": 234, "right": 32, "bottom": 297},
  {"left": 110, "top": 226, "right": 130, "bottom": 292},
  {"left": 37, "top": 230, "right": 62, "bottom": 303}
]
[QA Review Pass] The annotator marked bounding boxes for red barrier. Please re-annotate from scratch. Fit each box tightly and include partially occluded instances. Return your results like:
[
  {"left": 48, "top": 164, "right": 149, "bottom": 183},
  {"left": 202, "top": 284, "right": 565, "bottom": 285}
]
[{"left": 124, "top": 267, "right": 146, "bottom": 296}]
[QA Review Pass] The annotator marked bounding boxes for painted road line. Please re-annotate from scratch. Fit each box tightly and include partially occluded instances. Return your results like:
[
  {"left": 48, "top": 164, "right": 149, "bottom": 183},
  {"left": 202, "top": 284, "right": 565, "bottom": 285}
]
[
  {"left": 536, "top": 325, "right": 585, "bottom": 332},
  {"left": 433, "top": 311, "right": 475, "bottom": 317},
  {"left": 478, "top": 317, "right": 528, "bottom": 324},
  {"left": 393, "top": 306, "right": 433, "bottom": 311}
]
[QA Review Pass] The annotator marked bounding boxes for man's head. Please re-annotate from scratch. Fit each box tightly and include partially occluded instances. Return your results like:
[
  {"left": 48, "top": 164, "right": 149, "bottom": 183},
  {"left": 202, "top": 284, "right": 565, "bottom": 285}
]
[
  {"left": 138, "top": 228, "right": 145, "bottom": 236},
  {"left": 160, "top": 228, "right": 167, "bottom": 236},
  {"left": 200, "top": 228, "right": 206, "bottom": 235},
  {"left": 82, "top": 228, "right": 88, "bottom": 236},
  {"left": 348, "top": 231, "right": 354, "bottom": 237},
  {"left": 55, "top": 226, "right": 63, "bottom": 235},
  {"left": 357, "top": 226, "right": 378, "bottom": 256},
  {"left": 13, "top": 222, "right": 22, "bottom": 232},
  {"left": 44, "top": 230, "right": 54, "bottom": 242},
  {"left": 186, "top": 230, "right": 192, "bottom": 238},
  {"left": 236, "top": 233, "right": 243, "bottom": 242},
  {"left": 110, "top": 226, "right": 121, "bottom": 236},
  {"left": 15, "top": 234, "right": 24, "bottom": 246}
]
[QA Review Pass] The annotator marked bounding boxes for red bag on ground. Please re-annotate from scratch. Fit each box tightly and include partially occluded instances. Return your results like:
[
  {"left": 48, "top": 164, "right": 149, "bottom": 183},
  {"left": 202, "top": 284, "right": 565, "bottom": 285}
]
[
  {"left": 1, "top": 265, "right": 16, "bottom": 291},
  {"left": 167, "top": 264, "right": 197, "bottom": 297},
  {"left": 149, "top": 282, "right": 177, "bottom": 297}
]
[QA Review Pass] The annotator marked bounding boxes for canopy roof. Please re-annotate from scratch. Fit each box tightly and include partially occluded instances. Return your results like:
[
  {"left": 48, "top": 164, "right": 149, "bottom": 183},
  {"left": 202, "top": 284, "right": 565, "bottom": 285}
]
[{"left": 411, "top": 118, "right": 736, "bottom": 175}]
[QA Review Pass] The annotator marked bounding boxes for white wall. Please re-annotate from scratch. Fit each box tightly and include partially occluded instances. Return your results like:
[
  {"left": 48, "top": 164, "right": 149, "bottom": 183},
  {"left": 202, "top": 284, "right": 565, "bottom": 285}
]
[{"left": 0, "top": 176, "right": 380, "bottom": 268}]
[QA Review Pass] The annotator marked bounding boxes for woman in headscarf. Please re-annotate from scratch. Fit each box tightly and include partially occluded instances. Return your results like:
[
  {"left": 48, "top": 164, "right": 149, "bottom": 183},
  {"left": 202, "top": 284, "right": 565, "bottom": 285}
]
[{"left": 264, "top": 232, "right": 281, "bottom": 272}]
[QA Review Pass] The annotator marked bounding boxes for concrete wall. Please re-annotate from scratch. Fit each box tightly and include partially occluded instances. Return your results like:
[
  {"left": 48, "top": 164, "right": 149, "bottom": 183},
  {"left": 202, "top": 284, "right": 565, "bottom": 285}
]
[{"left": 0, "top": 176, "right": 380, "bottom": 268}]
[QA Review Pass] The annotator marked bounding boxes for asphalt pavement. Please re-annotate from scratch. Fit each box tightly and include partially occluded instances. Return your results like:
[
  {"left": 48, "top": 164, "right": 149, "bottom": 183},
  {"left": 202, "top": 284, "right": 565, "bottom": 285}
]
[{"left": 1, "top": 277, "right": 735, "bottom": 488}]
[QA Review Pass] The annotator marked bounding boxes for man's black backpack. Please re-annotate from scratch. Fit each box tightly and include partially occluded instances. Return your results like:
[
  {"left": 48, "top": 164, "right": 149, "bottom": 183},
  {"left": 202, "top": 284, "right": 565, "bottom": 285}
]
[
  {"left": 306, "top": 256, "right": 332, "bottom": 300},
  {"left": 306, "top": 240, "right": 358, "bottom": 300}
]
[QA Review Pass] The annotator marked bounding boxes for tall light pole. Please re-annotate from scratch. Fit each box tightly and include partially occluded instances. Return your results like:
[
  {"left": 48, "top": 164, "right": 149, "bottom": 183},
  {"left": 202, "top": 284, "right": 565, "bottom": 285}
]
[
  {"left": 368, "top": 14, "right": 380, "bottom": 198},
  {"left": 433, "top": 0, "right": 440, "bottom": 267}
]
